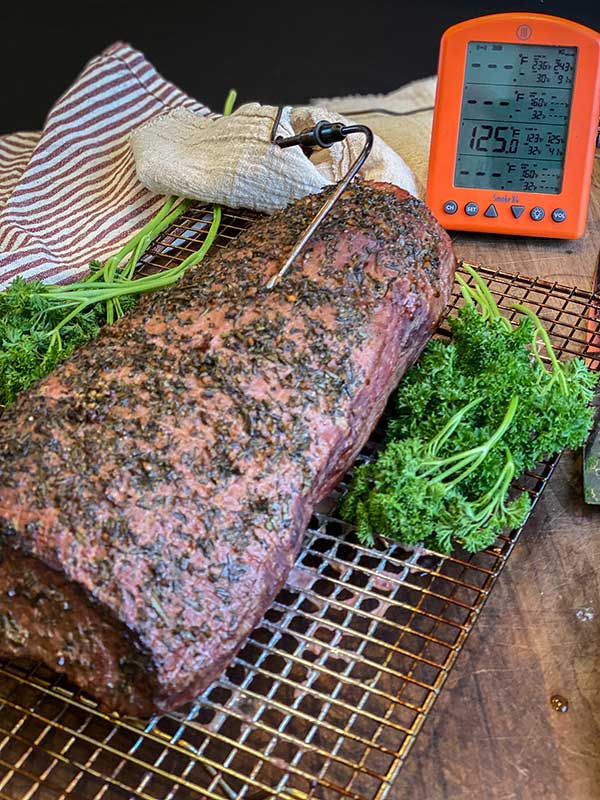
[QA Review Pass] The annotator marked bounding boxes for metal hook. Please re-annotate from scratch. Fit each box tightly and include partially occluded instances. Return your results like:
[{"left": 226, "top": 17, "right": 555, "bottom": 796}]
[
  {"left": 267, "top": 107, "right": 373, "bottom": 290},
  {"left": 270, "top": 106, "right": 286, "bottom": 143}
]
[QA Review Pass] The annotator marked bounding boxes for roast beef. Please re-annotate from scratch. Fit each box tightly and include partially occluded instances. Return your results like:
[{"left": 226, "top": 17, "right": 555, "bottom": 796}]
[{"left": 0, "top": 181, "right": 455, "bottom": 716}]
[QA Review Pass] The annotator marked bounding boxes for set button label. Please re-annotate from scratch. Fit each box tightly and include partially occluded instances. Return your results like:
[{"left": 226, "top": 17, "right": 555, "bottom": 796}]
[{"left": 464, "top": 202, "right": 479, "bottom": 216}]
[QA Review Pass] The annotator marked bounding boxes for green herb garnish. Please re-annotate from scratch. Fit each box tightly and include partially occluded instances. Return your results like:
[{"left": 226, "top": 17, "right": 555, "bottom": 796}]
[
  {"left": 341, "top": 263, "right": 598, "bottom": 553},
  {"left": 0, "top": 199, "right": 220, "bottom": 407}
]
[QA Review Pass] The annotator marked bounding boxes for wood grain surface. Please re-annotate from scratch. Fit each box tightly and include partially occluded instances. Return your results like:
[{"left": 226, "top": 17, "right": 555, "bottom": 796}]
[
  {"left": 395, "top": 159, "right": 600, "bottom": 799},
  {"left": 1, "top": 157, "right": 598, "bottom": 800}
]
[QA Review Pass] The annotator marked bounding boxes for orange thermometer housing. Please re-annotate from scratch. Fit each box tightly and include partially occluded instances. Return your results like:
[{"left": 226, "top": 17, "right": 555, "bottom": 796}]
[{"left": 426, "top": 13, "right": 600, "bottom": 238}]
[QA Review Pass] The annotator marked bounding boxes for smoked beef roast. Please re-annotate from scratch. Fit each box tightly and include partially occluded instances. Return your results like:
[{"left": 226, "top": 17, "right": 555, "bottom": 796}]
[{"left": 0, "top": 181, "right": 455, "bottom": 716}]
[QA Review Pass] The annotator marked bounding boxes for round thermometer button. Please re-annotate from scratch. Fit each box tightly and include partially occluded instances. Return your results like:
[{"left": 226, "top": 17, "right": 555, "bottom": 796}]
[
  {"left": 530, "top": 206, "right": 545, "bottom": 222},
  {"left": 464, "top": 202, "right": 479, "bottom": 216},
  {"left": 443, "top": 200, "right": 458, "bottom": 214},
  {"left": 551, "top": 208, "right": 567, "bottom": 223}
]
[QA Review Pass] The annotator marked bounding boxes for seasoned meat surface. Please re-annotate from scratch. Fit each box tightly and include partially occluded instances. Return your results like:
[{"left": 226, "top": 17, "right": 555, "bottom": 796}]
[{"left": 0, "top": 181, "right": 455, "bottom": 716}]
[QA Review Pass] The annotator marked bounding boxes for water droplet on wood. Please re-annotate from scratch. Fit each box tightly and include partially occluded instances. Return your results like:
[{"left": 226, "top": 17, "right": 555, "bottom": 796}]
[{"left": 550, "top": 694, "right": 568, "bottom": 713}]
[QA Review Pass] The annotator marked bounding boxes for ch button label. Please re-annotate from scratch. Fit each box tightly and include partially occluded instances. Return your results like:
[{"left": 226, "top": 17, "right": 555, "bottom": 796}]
[{"left": 443, "top": 200, "right": 458, "bottom": 214}]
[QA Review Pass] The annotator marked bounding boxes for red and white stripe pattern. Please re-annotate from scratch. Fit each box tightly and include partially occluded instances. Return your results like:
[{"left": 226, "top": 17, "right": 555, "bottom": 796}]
[{"left": 0, "top": 42, "right": 211, "bottom": 288}]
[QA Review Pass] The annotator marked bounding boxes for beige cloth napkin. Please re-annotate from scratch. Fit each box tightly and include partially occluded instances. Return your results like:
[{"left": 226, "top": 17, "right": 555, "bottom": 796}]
[
  {"left": 312, "top": 76, "right": 437, "bottom": 197},
  {"left": 131, "top": 102, "right": 418, "bottom": 213}
]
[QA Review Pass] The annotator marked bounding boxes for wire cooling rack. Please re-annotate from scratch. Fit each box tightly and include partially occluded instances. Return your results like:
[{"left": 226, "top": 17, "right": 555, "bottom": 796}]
[{"left": 0, "top": 204, "right": 598, "bottom": 800}]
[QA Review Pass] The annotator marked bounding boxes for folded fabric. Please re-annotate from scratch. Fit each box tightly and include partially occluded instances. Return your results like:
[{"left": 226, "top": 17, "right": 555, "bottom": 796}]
[
  {"left": 312, "top": 76, "right": 437, "bottom": 197},
  {"left": 0, "top": 42, "right": 210, "bottom": 288},
  {"left": 0, "top": 42, "right": 429, "bottom": 290},
  {"left": 131, "top": 102, "right": 418, "bottom": 213}
]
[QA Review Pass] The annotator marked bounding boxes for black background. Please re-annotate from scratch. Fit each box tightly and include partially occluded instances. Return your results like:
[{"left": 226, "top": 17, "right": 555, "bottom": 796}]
[{"left": 1, "top": 0, "right": 599, "bottom": 135}]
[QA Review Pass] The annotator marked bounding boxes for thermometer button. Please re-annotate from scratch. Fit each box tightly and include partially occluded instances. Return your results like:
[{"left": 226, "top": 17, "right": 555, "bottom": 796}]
[
  {"left": 443, "top": 200, "right": 458, "bottom": 215},
  {"left": 464, "top": 202, "right": 479, "bottom": 216},
  {"left": 530, "top": 206, "right": 546, "bottom": 222},
  {"left": 483, "top": 204, "right": 498, "bottom": 218},
  {"left": 551, "top": 208, "right": 567, "bottom": 223},
  {"left": 510, "top": 205, "right": 525, "bottom": 219}
]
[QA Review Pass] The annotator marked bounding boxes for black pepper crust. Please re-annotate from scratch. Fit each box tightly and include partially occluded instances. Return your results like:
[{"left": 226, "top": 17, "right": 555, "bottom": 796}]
[{"left": 0, "top": 180, "right": 456, "bottom": 715}]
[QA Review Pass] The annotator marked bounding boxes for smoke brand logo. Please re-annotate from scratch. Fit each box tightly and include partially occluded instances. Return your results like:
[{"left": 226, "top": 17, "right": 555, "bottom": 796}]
[{"left": 517, "top": 24, "right": 533, "bottom": 40}]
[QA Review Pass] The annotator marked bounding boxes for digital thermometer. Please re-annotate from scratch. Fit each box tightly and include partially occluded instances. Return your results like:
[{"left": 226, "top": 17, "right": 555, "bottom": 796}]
[{"left": 426, "top": 13, "right": 600, "bottom": 238}]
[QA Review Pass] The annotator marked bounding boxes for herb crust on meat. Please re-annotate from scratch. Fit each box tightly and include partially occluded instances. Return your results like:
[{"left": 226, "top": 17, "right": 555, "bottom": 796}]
[{"left": 0, "top": 181, "right": 456, "bottom": 716}]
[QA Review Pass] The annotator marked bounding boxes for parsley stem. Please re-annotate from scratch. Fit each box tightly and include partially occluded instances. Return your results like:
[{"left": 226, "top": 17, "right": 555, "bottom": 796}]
[
  {"left": 223, "top": 89, "right": 237, "bottom": 117},
  {"left": 467, "top": 452, "right": 515, "bottom": 523},
  {"left": 512, "top": 302, "right": 568, "bottom": 393},
  {"left": 48, "top": 205, "right": 221, "bottom": 341},
  {"left": 426, "top": 397, "right": 482, "bottom": 457},
  {"left": 45, "top": 86, "right": 237, "bottom": 329},
  {"left": 79, "top": 196, "right": 185, "bottom": 286},
  {"left": 458, "top": 263, "right": 512, "bottom": 332},
  {"left": 420, "top": 395, "right": 519, "bottom": 488}
]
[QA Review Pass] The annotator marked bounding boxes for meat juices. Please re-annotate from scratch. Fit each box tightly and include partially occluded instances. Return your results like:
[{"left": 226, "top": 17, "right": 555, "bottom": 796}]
[{"left": 0, "top": 181, "right": 456, "bottom": 716}]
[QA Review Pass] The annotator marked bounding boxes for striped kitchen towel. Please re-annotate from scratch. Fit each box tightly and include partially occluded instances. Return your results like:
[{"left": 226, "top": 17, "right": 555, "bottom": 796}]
[{"left": 0, "top": 42, "right": 210, "bottom": 288}]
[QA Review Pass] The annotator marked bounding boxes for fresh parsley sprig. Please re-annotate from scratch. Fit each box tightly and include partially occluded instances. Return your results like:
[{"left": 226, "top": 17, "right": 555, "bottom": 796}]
[{"left": 341, "top": 263, "right": 598, "bottom": 554}]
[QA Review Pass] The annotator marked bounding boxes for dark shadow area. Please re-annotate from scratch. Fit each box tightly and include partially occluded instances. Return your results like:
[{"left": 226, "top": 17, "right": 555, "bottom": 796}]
[{"left": 1, "top": 0, "right": 598, "bottom": 134}]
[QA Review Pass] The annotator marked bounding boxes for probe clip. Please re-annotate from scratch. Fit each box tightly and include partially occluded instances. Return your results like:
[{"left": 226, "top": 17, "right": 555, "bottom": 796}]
[{"left": 266, "top": 108, "right": 373, "bottom": 290}]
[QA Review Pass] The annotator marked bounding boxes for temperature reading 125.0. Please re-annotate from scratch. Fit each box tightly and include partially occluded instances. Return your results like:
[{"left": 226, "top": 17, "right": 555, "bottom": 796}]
[
  {"left": 454, "top": 42, "right": 577, "bottom": 193},
  {"left": 426, "top": 13, "right": 600, "bottom": 239}
]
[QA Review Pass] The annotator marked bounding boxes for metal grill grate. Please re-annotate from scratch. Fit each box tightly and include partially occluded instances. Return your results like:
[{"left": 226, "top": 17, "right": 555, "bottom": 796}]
[{"left": 0, "top": 204, "right": 598, "bottom": 800}]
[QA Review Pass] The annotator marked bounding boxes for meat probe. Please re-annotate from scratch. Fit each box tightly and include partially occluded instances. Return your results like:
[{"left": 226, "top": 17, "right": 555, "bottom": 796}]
[{"left": 265, "top": 109, "right": 373, "bottom": 289}]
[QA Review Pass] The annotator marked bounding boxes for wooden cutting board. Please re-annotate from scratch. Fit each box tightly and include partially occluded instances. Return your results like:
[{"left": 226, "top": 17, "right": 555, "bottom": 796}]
[{"left": 395, "top": 159, "right": 600, "bottom": 799}]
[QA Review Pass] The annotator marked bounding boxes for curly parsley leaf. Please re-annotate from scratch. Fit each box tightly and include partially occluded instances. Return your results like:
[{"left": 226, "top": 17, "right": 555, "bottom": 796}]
[{"left": 342, "top": 264, "right": 598, "bottom": 554}]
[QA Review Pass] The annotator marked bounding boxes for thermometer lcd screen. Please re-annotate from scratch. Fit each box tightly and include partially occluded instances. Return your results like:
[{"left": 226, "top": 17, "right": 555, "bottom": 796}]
[{"left": 454, "top": 42, "right": 577, "bottom": 194}]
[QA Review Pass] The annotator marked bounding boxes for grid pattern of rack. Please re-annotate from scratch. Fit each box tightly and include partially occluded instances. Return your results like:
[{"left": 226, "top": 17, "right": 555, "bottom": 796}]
[{"left": 0, "top": 204, "right": 597, "bottom": 800}]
